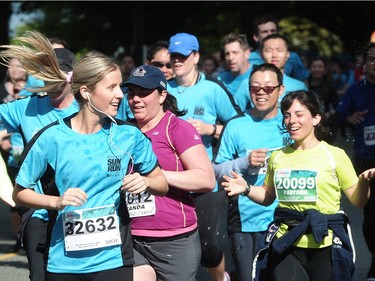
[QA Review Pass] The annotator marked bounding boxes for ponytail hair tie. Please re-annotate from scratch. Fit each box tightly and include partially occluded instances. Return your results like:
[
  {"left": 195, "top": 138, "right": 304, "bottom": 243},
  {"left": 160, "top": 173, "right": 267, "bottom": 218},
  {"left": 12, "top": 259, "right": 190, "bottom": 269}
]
[{"left": 66, "top": 71, "right": 73, "bottom": 84}]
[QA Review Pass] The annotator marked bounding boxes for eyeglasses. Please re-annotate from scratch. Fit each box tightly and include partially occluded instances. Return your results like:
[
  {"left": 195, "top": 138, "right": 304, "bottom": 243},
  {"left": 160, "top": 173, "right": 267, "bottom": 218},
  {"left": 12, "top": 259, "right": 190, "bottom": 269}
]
[
  {"left": 151, "top": 61, "right": 172, "bottom": 69},
  {"left": 249, "top": 84, "right": 281, "bottom": 94}
]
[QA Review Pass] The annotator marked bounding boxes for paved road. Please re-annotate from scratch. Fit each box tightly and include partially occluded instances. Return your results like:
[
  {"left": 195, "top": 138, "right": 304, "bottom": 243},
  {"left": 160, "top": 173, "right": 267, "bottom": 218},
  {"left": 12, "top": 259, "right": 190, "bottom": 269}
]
[
  {"left": 0, "top": 200, "right": 29, "bottom": 280},
  {"left": 0, "top": 133, "right": 371, "bottom": 280}
]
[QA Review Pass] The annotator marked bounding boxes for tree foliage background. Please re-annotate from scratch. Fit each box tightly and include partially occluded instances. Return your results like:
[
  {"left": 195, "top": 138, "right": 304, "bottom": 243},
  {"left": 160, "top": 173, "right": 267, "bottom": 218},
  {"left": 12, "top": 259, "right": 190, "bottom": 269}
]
[{"left": 1, "top": 1, "right": 374, "bottom": 73}]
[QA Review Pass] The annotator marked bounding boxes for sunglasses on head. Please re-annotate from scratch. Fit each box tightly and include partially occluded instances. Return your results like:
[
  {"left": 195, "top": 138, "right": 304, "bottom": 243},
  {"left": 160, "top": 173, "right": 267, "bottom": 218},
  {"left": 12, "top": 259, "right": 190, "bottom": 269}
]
[
  {"left": 249, "top": 84, "right": 281, "bottom": 94},
  {"left": 151, "top": 61, "right": 172, "bottom": 69}
]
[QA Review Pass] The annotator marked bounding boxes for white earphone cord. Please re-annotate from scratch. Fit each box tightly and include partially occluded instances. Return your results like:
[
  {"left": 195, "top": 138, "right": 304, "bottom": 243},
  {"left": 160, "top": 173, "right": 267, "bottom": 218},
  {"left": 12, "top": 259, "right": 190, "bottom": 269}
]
[{"left": 87, "top": 93, "right": 134, "bottom": 174}]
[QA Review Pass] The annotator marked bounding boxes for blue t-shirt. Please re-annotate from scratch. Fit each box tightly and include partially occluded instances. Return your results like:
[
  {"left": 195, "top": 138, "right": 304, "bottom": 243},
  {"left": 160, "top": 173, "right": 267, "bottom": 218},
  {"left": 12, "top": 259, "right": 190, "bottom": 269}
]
[
  {"left": 167, "top": 72, "right": 241, "bottom": 160},
  {"left": 0, "top": 95, "right": 79, "bottom": 219},
  {"left": 218, "top": 67, "right": 252, "bottom": 95},
  {"left": 214, "top": 111, "right": 292, "bottom": 232},
  {"left": 218, "top": 67, "right": 253, "bottom": 113},
  {"left": 248, "top": 51, "right": 264, "bottom": 67},
  {"left": 0, "top": 95, "right": 79, "bottom": 142},
  {"left": 116, "top": 86, "right": 134, "bottom": 121},
  {"left": 282, "top": 74, "right": 308, "bottom": 100},
  {"left": 16, "top": 117, "right": 159, "bottom": 274},
  {"left": 249, "top": 49, "right": 309, "bottom": 82},
  {"left": 18, "top": 75, "right": 45, "bottom": 97}
]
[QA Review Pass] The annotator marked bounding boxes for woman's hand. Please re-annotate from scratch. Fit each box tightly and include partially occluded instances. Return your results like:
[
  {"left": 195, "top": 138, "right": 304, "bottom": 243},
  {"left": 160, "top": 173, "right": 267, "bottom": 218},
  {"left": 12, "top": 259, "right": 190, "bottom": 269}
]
[
  {"left": 56, "top": 188, "right": 87, "bottom": 210},
  {"left": 345, "top": 168, "right": 375, "bottom": 208},
  {"left": 121, "top": 172, "right": 149, "bottom": 194},
  {"left": 222, "top": 171, "right": 248, "bottom": 196},
  {"left": 359, "top": 168, "right": 375, "bottom": 181}
]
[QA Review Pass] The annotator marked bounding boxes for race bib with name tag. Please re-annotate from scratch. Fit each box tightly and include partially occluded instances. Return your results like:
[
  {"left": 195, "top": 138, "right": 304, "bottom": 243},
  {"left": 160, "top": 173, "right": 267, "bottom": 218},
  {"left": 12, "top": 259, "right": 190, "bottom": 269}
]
[
  {"left": 275, "top": 169, "right": 318, "bottom": 202},
  {"left": 62, "top": 204, "right": 121, "bottom": 251},
  {"left": 364, "top": 125, "right": 375, "bottom": 146},
  {"left": 126, "top": 190, "right": 156, "bottom": 218}
]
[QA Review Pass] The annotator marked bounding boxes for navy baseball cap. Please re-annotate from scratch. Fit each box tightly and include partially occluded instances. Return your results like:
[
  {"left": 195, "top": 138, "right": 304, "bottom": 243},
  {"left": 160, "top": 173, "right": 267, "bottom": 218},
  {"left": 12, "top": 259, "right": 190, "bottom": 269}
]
[
  {"left": 54, "top": 48, "right": 75, "bottom": 72},
  {"left": 123, "top": 65, "right": 167, "bottom": 90},
  {"left": 169, "top": 33, "right": 199, "bottom": 56},
  {"left": 17, "top": 48, "right": 74, "bottom": 96}
]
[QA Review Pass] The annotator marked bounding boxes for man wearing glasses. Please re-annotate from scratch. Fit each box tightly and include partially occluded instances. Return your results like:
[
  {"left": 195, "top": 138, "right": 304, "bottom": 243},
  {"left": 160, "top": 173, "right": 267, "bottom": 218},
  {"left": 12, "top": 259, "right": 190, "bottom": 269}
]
[
  {"left": 214, "top": 63, "right": 292, "bottom": 281},
  {"left": 237, "top": 33, "right": 308, "bottom": 111}
]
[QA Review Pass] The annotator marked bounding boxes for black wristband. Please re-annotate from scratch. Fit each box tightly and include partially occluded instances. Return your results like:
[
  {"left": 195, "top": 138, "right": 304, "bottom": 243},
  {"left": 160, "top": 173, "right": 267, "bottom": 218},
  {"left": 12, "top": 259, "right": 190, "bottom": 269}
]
[
  {"left": 241, "top": 185, "right": 251, "bottom": 196},
  {"left": 211, "top": 124, "right": 217, "bottom": 136}
]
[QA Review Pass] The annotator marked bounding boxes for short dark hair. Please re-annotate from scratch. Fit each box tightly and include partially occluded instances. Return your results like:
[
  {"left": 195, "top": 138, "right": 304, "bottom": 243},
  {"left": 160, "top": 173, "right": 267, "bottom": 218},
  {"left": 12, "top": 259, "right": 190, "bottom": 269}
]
[
  {"left": 146, "top": 40, "right": 169, "bottom": 62},
  {"left": 252, "top": 14, "right": 279, "bottom": 36},
  {"left": 49, "top": 37, "right": 69, "bottom": 49},
  {"left": 260, "top": 33, "right": 289, "bottom": 53},
  {"left": 202, "top": 55, "right": 219, "bottom": 68},
  {"left": 223, "top": 33, "right": 250, "bottom": 51},
  {"left": 250, "top": 63, "right": 283, "bottom": 86}
]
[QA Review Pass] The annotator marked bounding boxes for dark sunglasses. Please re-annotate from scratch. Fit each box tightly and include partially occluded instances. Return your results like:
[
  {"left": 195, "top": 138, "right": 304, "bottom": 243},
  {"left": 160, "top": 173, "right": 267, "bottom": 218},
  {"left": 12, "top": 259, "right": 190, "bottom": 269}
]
[
  {"left": 126, "top": 87, "right": 155, "bottom": 98},
  {"left": 250, "top": 84, "right": 281, "bottom": 94},
  {"left": 151, "top": 61, "right": 172, "bottom": 69}
]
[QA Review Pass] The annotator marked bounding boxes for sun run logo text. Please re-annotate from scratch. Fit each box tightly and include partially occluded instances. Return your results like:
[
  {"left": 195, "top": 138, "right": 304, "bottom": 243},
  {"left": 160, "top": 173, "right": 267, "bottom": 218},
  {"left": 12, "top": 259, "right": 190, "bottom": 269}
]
[
  {"left": 193, "top": 106, "right": 205, "bottom": 116},
  {"left": 107, "top": 157, "right": 121, "bottom": 172}
]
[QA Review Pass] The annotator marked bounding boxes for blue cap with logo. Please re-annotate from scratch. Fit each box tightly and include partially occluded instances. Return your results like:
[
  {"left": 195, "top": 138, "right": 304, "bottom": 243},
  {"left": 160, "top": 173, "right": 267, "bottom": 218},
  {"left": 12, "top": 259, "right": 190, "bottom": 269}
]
[
  {"left": 169, "top": 33, "right": 199, "bottom": 56},
  {"left": 123, "top": 65, "right": 167, "bottom": 90}
]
